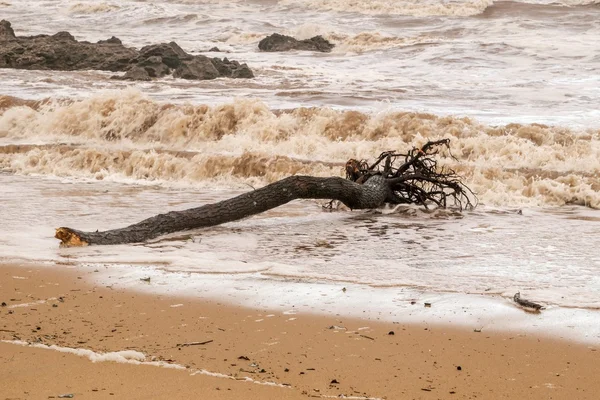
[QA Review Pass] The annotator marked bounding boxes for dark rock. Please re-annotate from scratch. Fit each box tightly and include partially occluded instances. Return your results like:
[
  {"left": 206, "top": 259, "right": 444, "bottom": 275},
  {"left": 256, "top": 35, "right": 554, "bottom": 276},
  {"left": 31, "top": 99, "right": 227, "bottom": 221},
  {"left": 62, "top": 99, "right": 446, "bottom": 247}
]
[
  {"left": 301, "top": 36, "right": 334, "bottom": 52},
  {"left": 388, "top": 331, "right": 395, "bottom": 335},
  {"left": 0, "top": 21, "right": 254, "bottom": 81},
  {"left": 139, "top": 42, "right": 190, "bottom": 68},
  {"left": 115, "top": 66, "right": 151, "bottom": 81},
  {"left": 97, "top": 36, "right": 122, "bottom": 45},
  {"left": 232, "top": 63, "right": 254, "bottom": 79},
  {"left": 52, "top": 31, "right": 76, "bottom": 41},
  {"left": 138, "top": 56, "right": 170, "bottom": 78},
  {"left": 174, "top": 56, "right": 219, "bottom": 80},
  {"left": 209, "top": 47, "right": 220, "bottom": 52},
  {"left": 211, "top": 58, "right": 254, "bottom": 79},
  {"left": 0, "top": 26, "right": 137, "bottom": 71},
  {"left": 258, "top": 33, "right": 334, "bottom": 53},
  {"left": 0, "top": 20, "right": 16, "bottom": 41},
  {"left": 330, "top": 379, "right": 339, "bottom": 384},
  {"left": 210, "top": 57, "right": 232, "bottom": 76},
  {"left": 456, "top": 366, "right": 462, "bottom": 371}
]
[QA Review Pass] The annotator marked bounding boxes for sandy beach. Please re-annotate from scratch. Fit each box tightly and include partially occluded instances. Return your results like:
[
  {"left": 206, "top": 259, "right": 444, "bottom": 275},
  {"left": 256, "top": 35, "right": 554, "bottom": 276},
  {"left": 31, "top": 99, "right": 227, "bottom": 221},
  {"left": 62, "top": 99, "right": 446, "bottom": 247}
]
[
  {"left": 1, "top": 0, "right": 600, "bottom": 398},
  {"left": 1, "top": 263, "right": 598, "bottom": 400}
]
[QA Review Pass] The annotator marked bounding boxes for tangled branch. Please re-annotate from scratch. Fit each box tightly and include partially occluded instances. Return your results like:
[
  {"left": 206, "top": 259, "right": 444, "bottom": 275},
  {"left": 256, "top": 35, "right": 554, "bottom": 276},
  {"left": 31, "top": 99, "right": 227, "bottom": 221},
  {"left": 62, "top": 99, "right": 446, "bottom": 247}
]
[{"left": 344, "top": 139, "right": 477, "bottom": 210}]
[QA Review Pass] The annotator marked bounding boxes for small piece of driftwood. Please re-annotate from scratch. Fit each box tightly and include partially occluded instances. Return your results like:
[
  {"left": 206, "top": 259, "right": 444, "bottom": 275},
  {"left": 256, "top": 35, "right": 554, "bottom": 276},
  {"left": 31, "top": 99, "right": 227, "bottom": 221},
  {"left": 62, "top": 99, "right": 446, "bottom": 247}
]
[
  {"left": 513, "top": 292, "right": 543, "bottom": 311},
  {"left": 177, "top": 340, "right": 213, "bottom": 347}
]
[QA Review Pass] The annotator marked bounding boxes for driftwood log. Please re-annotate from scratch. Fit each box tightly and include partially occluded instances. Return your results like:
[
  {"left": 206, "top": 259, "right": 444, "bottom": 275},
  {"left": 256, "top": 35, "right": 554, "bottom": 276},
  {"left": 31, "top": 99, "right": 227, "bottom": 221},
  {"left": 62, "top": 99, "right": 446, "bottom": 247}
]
[{"left": 55, "top": 139, "right": 475, "bottom": 246}]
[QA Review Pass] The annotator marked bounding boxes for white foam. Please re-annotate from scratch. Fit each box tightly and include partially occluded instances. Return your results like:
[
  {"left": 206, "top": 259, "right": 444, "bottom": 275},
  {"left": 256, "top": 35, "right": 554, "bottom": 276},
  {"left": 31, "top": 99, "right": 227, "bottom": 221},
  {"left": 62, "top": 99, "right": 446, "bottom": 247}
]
[
  {"left": 8, "top": 298, "right": 55, "bottom": 309},
  {"left": 68, "top": 2, "right": 120, "bottom": 14},
  {"left": 279, "top": 0, "right": 494, "bottom": 17},
  {"left": 1, "top": 340, "right": 290, "bottom": 387},
  {"left": 2, "top": 92, "right": 598, "bottom": 208},
  {"left": 3, "top": 341, "right": 147, "bottom": 363}
]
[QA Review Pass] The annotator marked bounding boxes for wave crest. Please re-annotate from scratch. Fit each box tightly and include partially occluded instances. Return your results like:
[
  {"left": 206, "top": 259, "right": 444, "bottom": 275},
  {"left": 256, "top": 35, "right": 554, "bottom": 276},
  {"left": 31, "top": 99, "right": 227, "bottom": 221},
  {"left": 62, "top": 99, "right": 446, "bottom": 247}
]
[
  {"left": 279, "top": 0, "right": 495, "bottom": 17},
  {"left": 1, "top": 91, "right": 599, "bottom": 208},
  {"left": 69, "top": 2, "right": 120, "bottom": 14}
]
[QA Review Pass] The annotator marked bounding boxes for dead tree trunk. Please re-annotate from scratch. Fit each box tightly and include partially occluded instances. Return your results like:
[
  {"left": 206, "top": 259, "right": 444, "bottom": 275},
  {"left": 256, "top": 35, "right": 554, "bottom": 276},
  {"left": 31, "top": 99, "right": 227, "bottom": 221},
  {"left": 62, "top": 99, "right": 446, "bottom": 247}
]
[
  {"left": 55, "top": 140, "right": 475, "bottom": 246},
  {"left": 56, "top": 176, "right": 390, "bottom": 246}
]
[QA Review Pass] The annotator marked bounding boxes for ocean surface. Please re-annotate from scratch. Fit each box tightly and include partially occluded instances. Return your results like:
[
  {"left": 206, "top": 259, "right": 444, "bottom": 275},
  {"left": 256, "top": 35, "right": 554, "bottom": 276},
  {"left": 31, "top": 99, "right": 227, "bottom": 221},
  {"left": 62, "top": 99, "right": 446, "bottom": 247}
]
[{"left": 1, "top": 0, "right": 599, "bottom": 342}]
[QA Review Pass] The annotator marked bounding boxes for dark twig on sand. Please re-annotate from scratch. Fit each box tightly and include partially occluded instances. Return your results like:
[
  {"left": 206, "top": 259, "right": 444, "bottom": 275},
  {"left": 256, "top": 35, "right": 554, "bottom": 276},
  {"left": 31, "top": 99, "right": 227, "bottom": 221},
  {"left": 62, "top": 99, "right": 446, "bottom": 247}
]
[
  {"left": 176, "top": 340, "right": 214, "bottom": 347},
  {"left": 513, "top": 292, "right": 544, "bottom": 311}
]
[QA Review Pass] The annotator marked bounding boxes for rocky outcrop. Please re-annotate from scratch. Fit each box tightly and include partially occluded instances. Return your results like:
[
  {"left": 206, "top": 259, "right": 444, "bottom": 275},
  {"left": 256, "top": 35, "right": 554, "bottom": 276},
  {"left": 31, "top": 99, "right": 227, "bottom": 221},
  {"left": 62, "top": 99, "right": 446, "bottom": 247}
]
[
  {"left": 173, "top": 56, "right": 219, "bottom": 80},
  {"left": 0, "top": 19, "right": 16, "bottom": 41},
  {"left": 137, "top": 42, "right": 189, "bottom": 69},
  {"left": 120, "top": 66, "right": 151, "bottom": 81},
  {"left": 0, "top": 20, "right": 254, "bottom": 81},
  {"left": 211, "top": 57, "right": 254, "bottom": 78},
  {"left": 258, "top": 33, "right": 334, "bottom": 53}
]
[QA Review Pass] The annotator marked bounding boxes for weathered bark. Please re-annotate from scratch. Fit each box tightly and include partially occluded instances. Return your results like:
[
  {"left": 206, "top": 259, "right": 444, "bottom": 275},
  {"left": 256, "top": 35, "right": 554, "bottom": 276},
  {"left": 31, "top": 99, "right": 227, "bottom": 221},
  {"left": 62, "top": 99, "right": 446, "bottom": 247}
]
[
  {"left": 55, "top": 175, "right": 389, "bottom": 246},
  {"left": 55, "top": 140, "right": 476, "bottom": 247}
]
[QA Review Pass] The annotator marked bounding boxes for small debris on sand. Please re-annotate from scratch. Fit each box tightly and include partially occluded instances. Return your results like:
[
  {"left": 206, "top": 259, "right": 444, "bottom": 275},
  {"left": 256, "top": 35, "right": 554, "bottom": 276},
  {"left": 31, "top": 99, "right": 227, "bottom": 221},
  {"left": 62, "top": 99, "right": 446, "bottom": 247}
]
[
  {"left": 177, "top": 340, "right": 213, "bottom": 347},
  {"left": 513, "top": 292, "right": 544, "bottom": 311}
]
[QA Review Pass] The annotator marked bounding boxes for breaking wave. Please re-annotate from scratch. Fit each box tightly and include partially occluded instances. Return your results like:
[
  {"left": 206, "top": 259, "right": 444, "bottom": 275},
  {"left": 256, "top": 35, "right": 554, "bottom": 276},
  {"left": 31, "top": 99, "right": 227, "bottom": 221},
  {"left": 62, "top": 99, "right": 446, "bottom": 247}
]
[
  {"left": 142, "top": 14, "right": 199, "bottom": 25},
  {"left": 328, "top": 32, "right": 444, "bottom": 53},
  {"left": 279, "top": 0, "right": 600, "bottom": 17},
  {"left": 291, "top": 22, "right": 448, "bottom": 52},
  {"left": 532, "top": 0, "right": 600, "bottom": 5},
  {"left": 279, "top": 0, "right": 495, "bottom": 17},
  {"left": 68, "top": 2, "right": 120, "bottom": 14},
  {"left": 1, "top": 91, "right": 599, "bottom": 208},
  {"left": 224, "top": 24, "right": 445, "bottom": 53}
]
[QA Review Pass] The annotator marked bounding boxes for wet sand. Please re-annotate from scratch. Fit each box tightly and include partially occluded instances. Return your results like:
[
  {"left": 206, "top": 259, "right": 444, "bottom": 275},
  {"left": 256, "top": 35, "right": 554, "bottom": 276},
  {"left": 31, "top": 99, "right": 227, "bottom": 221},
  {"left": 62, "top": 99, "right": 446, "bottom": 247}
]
[{"left": 1, "top": 263, "right": 598, "bottom": 400}]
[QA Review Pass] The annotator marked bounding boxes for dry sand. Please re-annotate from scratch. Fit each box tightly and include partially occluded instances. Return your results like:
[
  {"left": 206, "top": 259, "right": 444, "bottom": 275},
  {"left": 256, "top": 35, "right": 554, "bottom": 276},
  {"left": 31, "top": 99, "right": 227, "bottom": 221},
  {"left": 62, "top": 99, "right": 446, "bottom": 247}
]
[{"left": 1, "top": 263, "right": 598, "bottom": 400}]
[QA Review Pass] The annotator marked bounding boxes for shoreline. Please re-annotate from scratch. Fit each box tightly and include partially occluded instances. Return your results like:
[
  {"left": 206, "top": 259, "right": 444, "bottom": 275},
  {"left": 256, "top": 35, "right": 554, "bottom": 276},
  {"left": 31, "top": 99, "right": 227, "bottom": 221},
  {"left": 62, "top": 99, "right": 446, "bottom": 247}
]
[
  {"left": 1, "top": 262, "right": 599, "bottom": 399},
  {"left": 73, "top": 258, "right": 600, "bottom": 346}
]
